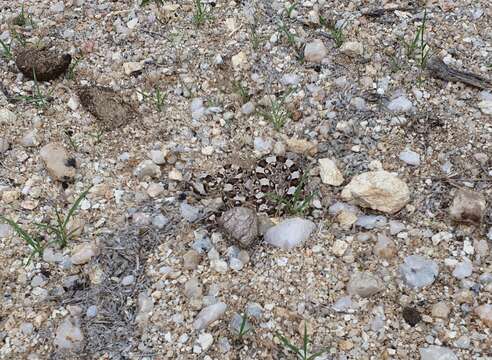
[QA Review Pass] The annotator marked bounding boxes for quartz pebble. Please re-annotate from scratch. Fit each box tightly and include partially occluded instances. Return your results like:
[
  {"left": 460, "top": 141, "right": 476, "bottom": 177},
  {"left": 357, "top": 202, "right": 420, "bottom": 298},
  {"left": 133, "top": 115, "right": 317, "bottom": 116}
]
[
  {"left": 264, "top": 218, "right": 316, "bottom": 249},
  {"left": 399, "top": 149, "right": 420, "bottom": 166},
  {"left": 54, "top": 317, "right": 83, "bottom": 349},
  {"left": 400, "top": 255, "right": 439, "bottom": 288},
  {"left": 193, "top": 302, "right": 227, "bottom": 330},
  {"left": 419, "top": 346, "right": 458, "bottom": 360}
]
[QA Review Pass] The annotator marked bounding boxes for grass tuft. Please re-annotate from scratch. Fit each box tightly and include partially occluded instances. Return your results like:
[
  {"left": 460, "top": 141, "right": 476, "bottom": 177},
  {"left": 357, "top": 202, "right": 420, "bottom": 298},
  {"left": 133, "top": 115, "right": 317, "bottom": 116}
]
[
  {"left": 259, "top": 88, "right": 294, "bottom": 131},
  {"left": 138, "top": 86, "right": 167, "bottom": 112},
  {"left": 193, "top": 0, "right": 212, "bottom": 27},
  {"left": 275, "top": 322, "right": 327, "bottom": 360},
  {"left": 0, "top": 187, "right": 91, "bottom": 263},
  {"left": 0, "top": 39, "right": 13, "bottom": 60},
  {"left": 403, "top": 9, "right": 431, "bottom": 69},
  {"left": 15, "top": 69, "right": 53, "bottom": 109},
  {"left": 267, "top": 171, "right": 314, "bottom": 215}
]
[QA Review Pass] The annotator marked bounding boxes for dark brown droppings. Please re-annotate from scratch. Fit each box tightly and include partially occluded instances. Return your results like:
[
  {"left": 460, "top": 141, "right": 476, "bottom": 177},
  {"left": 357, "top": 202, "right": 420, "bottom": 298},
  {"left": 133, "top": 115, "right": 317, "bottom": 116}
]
[
  {"left": 402, "top": 306, "right": 422, "bottom": 327},
  {"left": 65, "top": 158, "right": 77, "bottom": 168},
  {"left": 15, "top": 48, "right": 71, "bottom": 81},
  {"left": 77, "top": 86, "right": 137, "bottom": 130}
]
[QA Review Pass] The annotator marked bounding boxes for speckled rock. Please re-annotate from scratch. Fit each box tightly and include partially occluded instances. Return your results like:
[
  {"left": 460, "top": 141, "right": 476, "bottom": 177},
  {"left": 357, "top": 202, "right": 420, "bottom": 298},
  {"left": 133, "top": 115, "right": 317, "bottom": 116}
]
[
  {"left": 449, "top": 189, "right": 486, "bottom": 224},
  {"left": 219, "top": 207, "right": 259, "bottom": 248}
]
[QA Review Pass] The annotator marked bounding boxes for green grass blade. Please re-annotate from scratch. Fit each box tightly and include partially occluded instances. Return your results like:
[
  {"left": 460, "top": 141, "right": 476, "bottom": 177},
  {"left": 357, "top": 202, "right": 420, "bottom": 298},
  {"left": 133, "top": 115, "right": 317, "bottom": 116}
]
[
  {"left": 63, "top": 186, "right": 92, "bottom": 228},
  {"left": 0, "top": 215, "right": 42, "bottom": 253}
]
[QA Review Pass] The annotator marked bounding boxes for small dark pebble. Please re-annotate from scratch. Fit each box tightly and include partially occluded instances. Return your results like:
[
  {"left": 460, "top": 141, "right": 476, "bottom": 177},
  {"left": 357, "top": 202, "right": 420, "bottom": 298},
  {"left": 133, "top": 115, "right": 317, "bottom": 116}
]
[
  {"left": 402, "top": 306, "right": 421, "bottom": 327},
  {"left": 65, "top": 158, "right": 77, "bottom": 168}
]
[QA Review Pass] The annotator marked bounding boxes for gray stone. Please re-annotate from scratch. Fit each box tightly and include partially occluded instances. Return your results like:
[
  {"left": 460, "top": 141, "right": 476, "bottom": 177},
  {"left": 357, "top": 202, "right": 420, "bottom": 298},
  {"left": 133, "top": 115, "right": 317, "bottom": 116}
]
[
  {"left": 0, "top": 224, "right": 11, "bottom": 239},
  {"left": 387, "top": 96, "right": 413, "bottom": 113},
  {"left": 452, "top": 259, "right": 473, "bottom": 279},
  {"left": 31, "top": 274, "right": 47, "bottom": 287},
  {"left": 121, "top": 275, "right": 135, "bottom": 286},
  {"left": 86, "top": 305, "right": 97, "bottom": 318},
  {"left": 264, "top": 218, "right": 316, "bottom": 249},
  {"left": 20, "top": 322, "right": 33, "bottom": 335},
  {"left": 54, "top": 317, "right": 83, "bottom": 349},
  {"left": 0, "top": 108, "right": 17, "bottom": 124},
  {"left": 332, "top": 296, "right": 353, "bottom": 312},
  {"left": 184, "top": 277, "right": 203, "bottom": 299},
  {"left": 133, "top": 160, "right": 161, "bottom": 179},
  {"left": 219, "top": 207, "right": 258, "bottom": 247},
  {"left": 152, "top": 214, "right": 169, "bottom": 229},
  {"left": 304, "top": 39, "right": 327, "bottom": 63},
  {"left": 230, "top": 313, "right": 252, "bottom": 335},
  {"left": 347, "top": 272, "right": 383, "bottom": 297},
  {"left": 180, "top": 202, "right": 202, "bottom": 222},
  {"left": 454, "top": 335, "right": 470, "bottom": 349},
  {"left": 149, "top": 150, "right": 166, "bottom": 165},
  {"left": 0, "top": 137, "right": 9, "bottom": 154},
  {"left": 419, "top": 346, "right": 458, "bottom": 360},
  {"left": 193, "top": 302, "right": 227, "bottom": 330},
  {"left": 196, "top": 333, "right": 214, "bottom": 352},
  {"left": 135, "top": 293, "right": 154, "bottom": 324},
  {"left": 355, "top": 215, "right": 387, "bottom": 230},
  {"left": 400, "top": 255, "right": 439, "bottom": 288},
  {"left": 280, "top": 73, "right": 301, "bottom": 86},
  {"left": 245, "top": 302, "right": 263, "bottom": 318},
  {"left": 253, "top": 137, "right": 272, "bottom": 154},
  {"left": 241, "top": 101, "right": 255, "bottom": 115},
  {"left": 389, "top": 220, "right": 405, "bottom": 235},
  {"left": 340, "top": 41, "right": 364, "bottom": 57},
  {"left": 399, "top": 149, "right": 420, "bottom": 166}
]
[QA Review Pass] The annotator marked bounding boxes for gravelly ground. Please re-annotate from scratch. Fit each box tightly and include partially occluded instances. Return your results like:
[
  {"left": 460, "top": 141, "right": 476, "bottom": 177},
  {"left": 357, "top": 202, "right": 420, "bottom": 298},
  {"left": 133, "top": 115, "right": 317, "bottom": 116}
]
[{"left": 1, "top": 0, "right": 492, "bottom": 359}]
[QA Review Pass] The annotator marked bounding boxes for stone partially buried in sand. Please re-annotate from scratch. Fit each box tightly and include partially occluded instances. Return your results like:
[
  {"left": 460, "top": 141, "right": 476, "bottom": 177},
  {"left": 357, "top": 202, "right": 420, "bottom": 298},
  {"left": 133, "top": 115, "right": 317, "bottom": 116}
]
[
  {"left": 219, "top": 207, "right": 259, "bottom": 248},
  {"left": 341, "top": 171, "right": 410, "bottom": 214},
  {"left": 449, "top": 189, "right": 486, "bottom": 224},
  {"left": 16, "top": 47, "right": 71, "bottom": 81},
  {"left": 77, "top": 86, "right": 136, "bottom": 130},
  {"left": 40, "top": 143, "right": 76, "bottom": 182}
]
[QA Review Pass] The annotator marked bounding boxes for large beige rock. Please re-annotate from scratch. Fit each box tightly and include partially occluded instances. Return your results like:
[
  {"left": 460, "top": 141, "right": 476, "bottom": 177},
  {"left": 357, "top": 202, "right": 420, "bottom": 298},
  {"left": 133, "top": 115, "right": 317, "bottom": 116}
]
[
  {"left": 319, "top": 158, "right": 344, "bottom": 186},
  {"left": 341, "top": 171, "right": 410, "bottom": 214},
  {"left": 40, "top": 143, "right": 76, "bottom": 182}
]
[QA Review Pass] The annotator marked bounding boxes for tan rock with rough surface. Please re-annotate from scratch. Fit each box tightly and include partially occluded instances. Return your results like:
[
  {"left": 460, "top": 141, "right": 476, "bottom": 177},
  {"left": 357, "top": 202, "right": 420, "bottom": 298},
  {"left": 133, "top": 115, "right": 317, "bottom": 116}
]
[
  {"left": 40, "top": 143, "right": 76, "bottom": 182},
  {"left": 341, "top": 171, "right": 410, "bottom": 214},
  {"left": 319, "top": 158, "right": 344, "bottom": 186}
]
